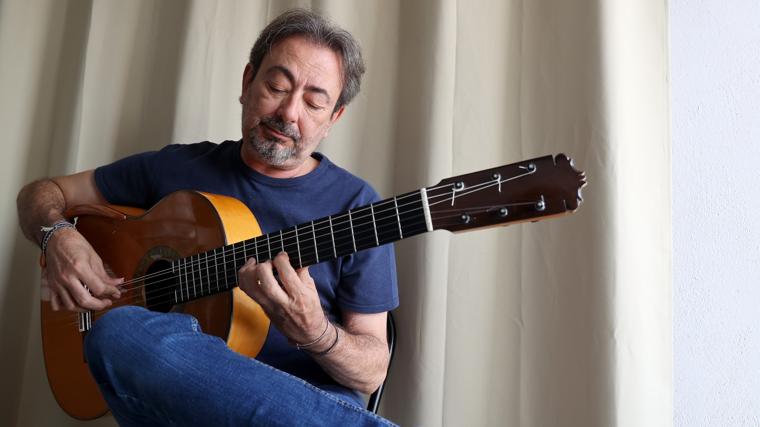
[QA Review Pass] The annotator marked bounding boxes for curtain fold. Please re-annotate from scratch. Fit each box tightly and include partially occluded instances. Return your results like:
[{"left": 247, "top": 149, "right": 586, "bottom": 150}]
[{"left": 0, "top": 1, "right": 670, "bottom": 426}]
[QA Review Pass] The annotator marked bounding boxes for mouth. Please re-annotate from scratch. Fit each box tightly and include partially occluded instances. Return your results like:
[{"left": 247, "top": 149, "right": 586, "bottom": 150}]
[{"left": 261, "top": 123, "right": 291, "bottom": 142}]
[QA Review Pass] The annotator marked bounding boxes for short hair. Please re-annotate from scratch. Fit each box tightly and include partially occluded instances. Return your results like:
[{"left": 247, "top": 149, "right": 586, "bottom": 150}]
[{"left": 249, "top": 9, "right": 365, "bottom": 111}]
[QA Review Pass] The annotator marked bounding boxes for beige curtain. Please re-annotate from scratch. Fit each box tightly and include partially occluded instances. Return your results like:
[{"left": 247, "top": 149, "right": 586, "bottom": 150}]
[{"left": 0, "top": 0, "right": 671, "bottom": 426}]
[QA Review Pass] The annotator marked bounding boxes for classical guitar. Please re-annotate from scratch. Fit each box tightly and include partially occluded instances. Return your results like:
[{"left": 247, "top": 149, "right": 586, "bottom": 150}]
[{"left": 41, "top": 154, "right": 585, "bottom": 420}]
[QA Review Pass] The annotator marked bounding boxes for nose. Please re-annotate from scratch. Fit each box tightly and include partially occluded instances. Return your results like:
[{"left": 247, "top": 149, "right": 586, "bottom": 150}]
[{"left": 277, "top": 94, "right": 299, "bottom": 124}]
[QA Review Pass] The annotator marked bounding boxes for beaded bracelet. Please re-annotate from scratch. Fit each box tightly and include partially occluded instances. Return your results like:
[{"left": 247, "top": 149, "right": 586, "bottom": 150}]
[
  {"left": 295, "top": 318, "right": 331, "bottom": 350},
  {"left": 40, "top": 219, "right": 77, "bottom": 256}
]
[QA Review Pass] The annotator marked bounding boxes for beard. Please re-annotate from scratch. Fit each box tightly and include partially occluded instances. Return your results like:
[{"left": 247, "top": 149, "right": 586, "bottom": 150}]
[{"left": 247, "top": 116, "right": 303, "bottom": 166}]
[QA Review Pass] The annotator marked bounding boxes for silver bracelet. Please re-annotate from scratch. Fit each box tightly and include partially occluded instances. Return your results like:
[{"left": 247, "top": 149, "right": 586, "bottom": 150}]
[{"left": 40, "top": 218, "right": 77, "bottom": 256}]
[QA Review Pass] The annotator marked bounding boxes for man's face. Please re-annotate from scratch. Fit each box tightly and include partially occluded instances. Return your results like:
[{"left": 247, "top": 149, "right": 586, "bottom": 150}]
[{"left": 240, "top": 36, "right": 345, "bottom": 169}]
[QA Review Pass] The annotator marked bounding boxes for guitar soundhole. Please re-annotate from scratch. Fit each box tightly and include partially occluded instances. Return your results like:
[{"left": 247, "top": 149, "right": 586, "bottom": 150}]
[{"left": 143, "top": 259, "right": 177, "bottom": 313}]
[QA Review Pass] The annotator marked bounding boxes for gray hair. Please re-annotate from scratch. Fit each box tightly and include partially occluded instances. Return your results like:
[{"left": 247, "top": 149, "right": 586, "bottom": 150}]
[{"left": 249, "top": 9, "right": 365, "bottom": 111}]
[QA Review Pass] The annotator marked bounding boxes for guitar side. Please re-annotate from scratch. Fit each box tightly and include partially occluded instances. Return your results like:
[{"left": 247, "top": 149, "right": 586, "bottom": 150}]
[{"left": 41, "top": 191, "right": 270, "bottom": 420}]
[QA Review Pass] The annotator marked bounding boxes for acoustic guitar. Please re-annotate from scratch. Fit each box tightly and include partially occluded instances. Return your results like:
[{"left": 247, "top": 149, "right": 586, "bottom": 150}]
[{"left": 41, "top": 153, "right": 586, "bottom": 419}]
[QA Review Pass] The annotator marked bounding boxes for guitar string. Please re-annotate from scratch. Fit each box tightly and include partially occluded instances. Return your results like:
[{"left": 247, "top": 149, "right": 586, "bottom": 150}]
[
  {"left": 54, "top": 200, "right": 543, "bottom": 328},
  {"left": 122, "top": 172, "right": 537, "bottom": 299},
  {"left": 115, "top": 168, "right": 536, "bottom": 291},
  {"left": 116, "top": 164, "right": 536, "bottom": 290},
  {"left": 58, "top": 174, "right": 543, "bottom": 326},
  {"left": 54, "top": 203, "right": 534, "bottom": 328},
  {"left": 110, "top": 192, "right": 429, "bottom": 291},
  {"left": 106, "top": 189, "right": 432, "bottom": 290},
  {"left": 138, "top": 196, "right": 537, "bottom": 302},
  {"left": 55, "top": 216, "right": 432, "bottom": 327},
  {"left": 53, "top": 169, "right": 546, "bottom": 327},
  {"left": 59, "top": 197, "right": 435, "bottom": 321},
  {"left": 49, "top": 210, "right": 445, "bottom": 327}
]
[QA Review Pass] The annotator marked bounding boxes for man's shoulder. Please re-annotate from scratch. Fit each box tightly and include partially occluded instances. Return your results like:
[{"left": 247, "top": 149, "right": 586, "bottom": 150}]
[
  {"left": 156, "top": 140, "right": 238, "bottom": 159},
  {"left": 317, "top": 154, "right": 380, "bottom": 203}
]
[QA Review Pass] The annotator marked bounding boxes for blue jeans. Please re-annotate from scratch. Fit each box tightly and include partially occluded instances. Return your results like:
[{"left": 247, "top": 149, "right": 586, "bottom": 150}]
[{"left": 84, "top": 306, "right": 396, "bottom": 426}]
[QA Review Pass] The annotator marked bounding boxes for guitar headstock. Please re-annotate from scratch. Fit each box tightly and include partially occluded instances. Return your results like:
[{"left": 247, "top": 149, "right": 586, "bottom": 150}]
[{"left": 427, "top": 154, "right": 586, "bottom": 232}]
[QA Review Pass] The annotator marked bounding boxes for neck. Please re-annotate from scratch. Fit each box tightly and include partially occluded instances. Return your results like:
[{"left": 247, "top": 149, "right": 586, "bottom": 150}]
[{"left": 240, "top": 141, "right": 318, "bottom": 179}]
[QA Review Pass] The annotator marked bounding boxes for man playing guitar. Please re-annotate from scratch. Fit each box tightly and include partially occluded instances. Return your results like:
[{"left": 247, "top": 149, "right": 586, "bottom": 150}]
[{"left": 17, "top": 9, "right": 398, "bottom": 426}]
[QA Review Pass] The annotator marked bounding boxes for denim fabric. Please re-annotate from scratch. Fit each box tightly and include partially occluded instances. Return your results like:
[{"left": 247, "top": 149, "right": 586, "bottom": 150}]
[{"left": 84, "top": 306, "right": 396, "bottom": 427}]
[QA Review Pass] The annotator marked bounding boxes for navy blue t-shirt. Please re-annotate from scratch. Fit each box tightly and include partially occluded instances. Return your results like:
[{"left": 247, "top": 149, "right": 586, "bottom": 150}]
[{"left": 94, "top": 140, "right": 398, "bottom": 406}]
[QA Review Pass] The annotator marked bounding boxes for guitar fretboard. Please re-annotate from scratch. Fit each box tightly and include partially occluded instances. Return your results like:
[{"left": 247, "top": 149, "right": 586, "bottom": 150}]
[{"left": 168, "top": 190, "right": 430, "bottom": 304}]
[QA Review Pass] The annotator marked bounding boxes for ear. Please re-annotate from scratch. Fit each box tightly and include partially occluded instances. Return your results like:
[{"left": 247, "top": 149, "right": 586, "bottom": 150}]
[
  {"left": 330, "top": 105, "right": 345, "bottom": 124},
  {"left": 240, "top": 63, "right": 254, "bottom": 104},
  {"left": 323, "top": 105, "right": 345, "bottom": 138}
]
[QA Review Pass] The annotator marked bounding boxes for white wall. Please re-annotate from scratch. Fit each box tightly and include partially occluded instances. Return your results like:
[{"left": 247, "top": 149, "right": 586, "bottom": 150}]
[{"left": 671, "top": 1, "right": 760, "bottom": 425}]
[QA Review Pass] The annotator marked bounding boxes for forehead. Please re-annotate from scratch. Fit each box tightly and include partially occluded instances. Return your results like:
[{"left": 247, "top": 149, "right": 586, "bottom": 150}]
[{"left": 260, "top": 36, "right": 343, "bottom": 95}]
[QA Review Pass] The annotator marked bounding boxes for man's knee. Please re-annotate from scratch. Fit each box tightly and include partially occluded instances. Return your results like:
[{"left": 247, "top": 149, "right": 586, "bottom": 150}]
[
  {"left": 84, "top": 306, "right": 201, "bottom": 364},
  {"left": 84, "top": 306, "right": 148, "bottom": 365}
]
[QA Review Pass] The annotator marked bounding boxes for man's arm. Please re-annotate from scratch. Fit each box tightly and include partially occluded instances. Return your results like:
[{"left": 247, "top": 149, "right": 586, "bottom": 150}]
[
  {"left": 311, "top": 310, "right": 389, "bottom": 394},
  {"left": 17, "top": 171, "right": 122, "bottom": 311},
  {"left": 239, "top": 253, "right": 390, "bottom": 394}
]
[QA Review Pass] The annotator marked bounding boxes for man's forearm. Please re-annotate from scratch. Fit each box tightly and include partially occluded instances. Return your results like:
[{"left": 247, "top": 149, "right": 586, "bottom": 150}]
[
  {"left": 311, "top": 325, "right": 390, "bottom": 394},
  {"left": 17, "top": 179, "right": 68, "bottom": 246}
]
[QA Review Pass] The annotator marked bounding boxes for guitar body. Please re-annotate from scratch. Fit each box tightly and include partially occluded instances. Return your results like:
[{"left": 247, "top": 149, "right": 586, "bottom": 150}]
[{"left": 40, "top": 190, "right": 270, "bottom": 420}]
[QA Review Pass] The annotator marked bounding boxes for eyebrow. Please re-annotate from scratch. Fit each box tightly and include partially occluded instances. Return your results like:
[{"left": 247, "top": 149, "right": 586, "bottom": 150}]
[{"left": 266, "top": 65, "right": 331, "bottom": 103}]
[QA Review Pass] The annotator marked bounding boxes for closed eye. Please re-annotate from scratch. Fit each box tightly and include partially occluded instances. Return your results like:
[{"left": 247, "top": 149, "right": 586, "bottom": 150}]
[{"left": 267, "top": 83, "right": 286, "bottom": 94}]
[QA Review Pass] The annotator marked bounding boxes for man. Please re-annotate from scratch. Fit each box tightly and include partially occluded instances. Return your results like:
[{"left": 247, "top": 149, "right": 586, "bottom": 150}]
[{"left": 17, "top": 9, "right": 397, "bottom": 426}]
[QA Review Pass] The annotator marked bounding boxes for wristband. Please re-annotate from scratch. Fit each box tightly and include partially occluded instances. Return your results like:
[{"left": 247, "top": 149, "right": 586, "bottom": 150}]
[{"left": 40, "top": 219, "right": 77, "bottom": 257}]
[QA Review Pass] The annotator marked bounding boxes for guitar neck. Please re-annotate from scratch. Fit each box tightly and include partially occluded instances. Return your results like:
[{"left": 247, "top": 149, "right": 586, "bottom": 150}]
[
  {"left": 170, "top": 189, "right": 432, "bottom": 304},
  {"left": 169, "top": 153, "right": 585, "bottom": 305}
]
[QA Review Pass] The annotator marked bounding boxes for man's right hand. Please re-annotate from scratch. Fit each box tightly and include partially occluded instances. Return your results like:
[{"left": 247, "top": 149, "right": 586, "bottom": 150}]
[
  {"left": 17, "top": 171, "right": 122, "bottom": 312},
  {"left": 43, "top": 227, "right": 123, "bottom": 312}
]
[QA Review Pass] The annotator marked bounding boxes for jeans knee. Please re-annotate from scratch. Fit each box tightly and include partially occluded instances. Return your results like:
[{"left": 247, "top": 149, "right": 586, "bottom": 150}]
[
  {"left": 84, "top": 306, "right": 145, "bottom": 366},
  {"left": 85, "top": 307, "right": 202, "bottom": 371}
]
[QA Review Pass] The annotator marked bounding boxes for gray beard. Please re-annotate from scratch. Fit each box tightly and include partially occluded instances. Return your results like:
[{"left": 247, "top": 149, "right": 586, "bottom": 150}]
[{"left": 248, "top": 130, "right": 303, "bottom": 166}]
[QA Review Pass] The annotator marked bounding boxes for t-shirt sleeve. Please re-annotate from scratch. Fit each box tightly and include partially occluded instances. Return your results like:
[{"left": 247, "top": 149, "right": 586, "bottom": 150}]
[
  {"left": 94, "top": 145, "right": 189, "bottom": 207},
  {"left": 94, "top": 151, "right": 161, "bottom": 207},
  {"left": 335, "top": 184, "right": 399, "bottom": 314}
]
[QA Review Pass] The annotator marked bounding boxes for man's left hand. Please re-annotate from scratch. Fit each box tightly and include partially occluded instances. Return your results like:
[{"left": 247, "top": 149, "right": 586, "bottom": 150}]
[{"left": 238, "top": 252, "right": 327, "bottom": 345}]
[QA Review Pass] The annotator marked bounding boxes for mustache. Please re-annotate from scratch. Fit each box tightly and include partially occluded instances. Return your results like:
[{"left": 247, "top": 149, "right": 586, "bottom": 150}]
[{"left": 259, "top": 116, "right": 301, "bottom": 141}]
